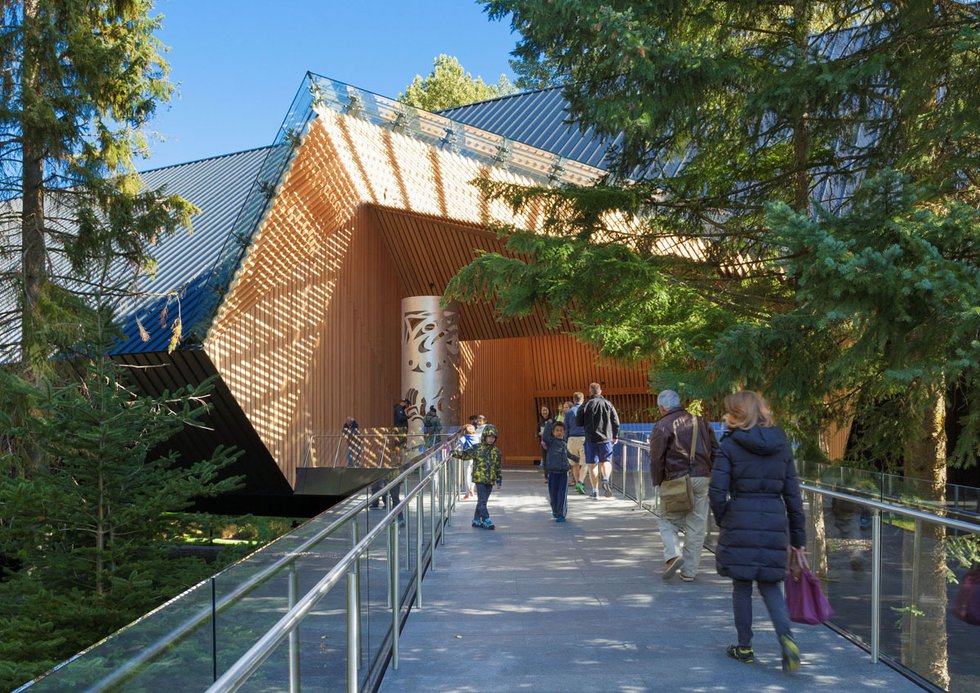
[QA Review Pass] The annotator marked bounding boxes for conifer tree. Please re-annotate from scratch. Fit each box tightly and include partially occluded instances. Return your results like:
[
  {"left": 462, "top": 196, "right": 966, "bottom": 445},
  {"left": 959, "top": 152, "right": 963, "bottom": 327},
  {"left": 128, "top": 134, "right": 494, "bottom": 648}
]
[
  {"left": 455, "top": 1, "right": 978, "bottom": 467},
  {"left": 447, "top": 3, "right": 978, "bottom": 686},
  {"left": 0, "top": 0, "right": 195, "bottom": 385},
  {"left": 0, "top": 308, "right": 242, "bottom": 689},
  {"left": 399, "top": 54, "right": 515, "bottom": 111},
  {"left": 0, "top": 3, "right": 245, "bottom": 686}
]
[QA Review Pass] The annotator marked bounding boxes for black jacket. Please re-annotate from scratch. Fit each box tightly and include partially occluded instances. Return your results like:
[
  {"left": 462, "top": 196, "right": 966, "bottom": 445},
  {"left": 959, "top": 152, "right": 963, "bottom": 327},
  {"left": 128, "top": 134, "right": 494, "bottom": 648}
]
[
  {"left": 709, "top": 426, "right": 806, "bottom": 582},
  {"left": 393, "top": 404, "right": 408, "bottom": 428},
  {"left": 575, "top": 395, "right": 620, "bottom": 444}
]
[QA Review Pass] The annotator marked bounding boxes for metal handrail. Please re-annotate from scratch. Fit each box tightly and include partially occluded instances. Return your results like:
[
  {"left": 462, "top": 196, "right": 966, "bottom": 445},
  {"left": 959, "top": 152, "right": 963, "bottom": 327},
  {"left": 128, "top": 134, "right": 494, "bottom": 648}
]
[
  {"left": 616, "top": 436, "right": 979, "bottom": 673},
  {"left": 797, "top": 483, "right": 980, "bottom": 533},
  {"left": 616, "top": 438, "right": 980, "bottom": 531},
  {"left": 47, "top": 434, "right": 459, "bottom": 692},
  {"left": 207, "top": 437, "right": 459, "bottom": 692}
]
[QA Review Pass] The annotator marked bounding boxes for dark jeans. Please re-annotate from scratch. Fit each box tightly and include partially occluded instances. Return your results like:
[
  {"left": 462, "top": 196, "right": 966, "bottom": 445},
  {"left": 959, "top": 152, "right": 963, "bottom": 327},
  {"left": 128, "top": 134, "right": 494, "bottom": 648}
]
[
  {"left": 474, "top": 483, "right": 493, "bottom": 522},
  {"left": 732, "top": 579, "right": 792, "bottom": 647},
  {"left": 547, "top": 471, "right": 568, "bottom": 518}
]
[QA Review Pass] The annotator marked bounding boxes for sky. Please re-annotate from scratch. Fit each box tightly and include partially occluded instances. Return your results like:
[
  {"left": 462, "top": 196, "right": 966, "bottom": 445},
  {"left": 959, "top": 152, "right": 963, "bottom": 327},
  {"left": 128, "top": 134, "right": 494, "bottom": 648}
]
[{"left": 144, "top": 0, "right": 519, "bottom": 171}]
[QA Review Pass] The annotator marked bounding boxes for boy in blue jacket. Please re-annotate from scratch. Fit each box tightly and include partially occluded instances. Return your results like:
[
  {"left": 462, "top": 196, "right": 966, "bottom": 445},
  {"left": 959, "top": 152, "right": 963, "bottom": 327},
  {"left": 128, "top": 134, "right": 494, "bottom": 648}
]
[
  {"left": 452, "top": 424, "right": 502, "bottom": 529},
  {"left": 542, "top": 421, "right": 579, "bottom": 522}
]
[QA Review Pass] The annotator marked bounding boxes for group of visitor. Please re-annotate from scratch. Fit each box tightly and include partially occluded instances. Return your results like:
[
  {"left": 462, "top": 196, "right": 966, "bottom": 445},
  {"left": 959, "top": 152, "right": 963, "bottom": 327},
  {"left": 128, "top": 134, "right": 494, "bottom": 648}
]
[
  {"left": 347, "top": 384, "right": 807, "bottom": 673},
  {"left": 538, "top": 384, "right": 620, "bottom": 493},
  {"left": 465, "top": 387, "right": 806, "bottom": 674}
]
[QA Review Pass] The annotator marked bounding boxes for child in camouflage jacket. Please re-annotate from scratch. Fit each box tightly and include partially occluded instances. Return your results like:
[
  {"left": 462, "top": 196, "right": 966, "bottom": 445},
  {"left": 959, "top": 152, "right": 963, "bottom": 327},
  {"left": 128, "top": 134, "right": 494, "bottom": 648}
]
[{"left": 452, "top": 424, "right": 502, "bottom": 529}]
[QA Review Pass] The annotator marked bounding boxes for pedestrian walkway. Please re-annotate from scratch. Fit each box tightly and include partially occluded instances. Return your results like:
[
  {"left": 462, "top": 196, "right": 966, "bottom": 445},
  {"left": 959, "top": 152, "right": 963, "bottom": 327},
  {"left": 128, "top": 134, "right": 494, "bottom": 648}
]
[{"left": 380, "top": 468, "right": 923, "bottom": 692}]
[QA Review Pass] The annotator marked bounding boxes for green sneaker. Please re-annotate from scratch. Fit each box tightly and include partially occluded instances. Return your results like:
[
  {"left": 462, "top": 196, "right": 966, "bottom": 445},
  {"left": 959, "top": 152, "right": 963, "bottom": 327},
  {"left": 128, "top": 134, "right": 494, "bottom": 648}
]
[
  {"left": 779, "top": 634, "right": 801, "bottom": 673},
  {"left": 726, "top": 645, "right": 754, "bottom": 664},
  {"left": 575, "top": 482, "right": 586, "bottom": 495}
]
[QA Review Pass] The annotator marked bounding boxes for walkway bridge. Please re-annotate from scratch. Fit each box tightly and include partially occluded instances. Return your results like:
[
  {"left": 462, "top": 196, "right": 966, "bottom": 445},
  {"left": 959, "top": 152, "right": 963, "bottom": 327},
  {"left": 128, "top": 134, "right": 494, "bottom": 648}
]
[{"left": 17, "top": 440, "right": 980, "bottom": 692}]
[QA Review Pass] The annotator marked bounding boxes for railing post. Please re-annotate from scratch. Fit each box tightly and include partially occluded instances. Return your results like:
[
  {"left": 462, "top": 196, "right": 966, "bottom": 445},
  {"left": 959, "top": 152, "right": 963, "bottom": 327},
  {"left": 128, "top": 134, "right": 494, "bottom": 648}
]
[
  {"left": 871, "top": 508, "right": 882, "bottom": 663},
  {"left": 621, "top": 443, "right": 626, "bottom": 496},
  {"left": 416, "top": 490, "right": 424, "bottom": 608},
  {"left": 638, "top": 448, "right": 645, "bottom": 508},
  {"left": 347, "top": 566, "right": 358, "bottom": 693},
  {"left": 403, "top": 479, "right": 410, "bottom": 573},
  {"left": 211, "top": 577, "right": 217, "bottom": 683},
  {"left": 389, "top": 520, "right": 400, "bottom": 670},
  {"left": 909, "top": 518, "right": 923, "bottom": 660},
  {"left": 440, "top": 464, "right": 448, "bottom": 536},
  {"left": 288, "top": 564, "right": 300, "bottom": 693},
  {"left": 429, "top": 475, "right": 437, "bottom": 569}
]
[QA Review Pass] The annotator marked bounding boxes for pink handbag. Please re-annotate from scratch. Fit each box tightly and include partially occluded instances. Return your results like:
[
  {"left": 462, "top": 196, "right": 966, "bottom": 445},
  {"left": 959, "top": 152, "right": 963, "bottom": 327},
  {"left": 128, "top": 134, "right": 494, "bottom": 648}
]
[
  {"left": 951, "top": 566, "right": 980, "bottom": 625},
  {"left": 785, "top": 550, "right": 833, "bottom": 625}
]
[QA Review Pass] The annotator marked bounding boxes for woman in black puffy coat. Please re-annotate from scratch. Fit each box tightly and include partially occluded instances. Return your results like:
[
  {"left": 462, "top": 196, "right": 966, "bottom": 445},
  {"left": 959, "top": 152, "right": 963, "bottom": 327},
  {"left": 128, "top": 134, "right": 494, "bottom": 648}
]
[{"left": 709, "top": 391, "right": 807, "bottom": 673}]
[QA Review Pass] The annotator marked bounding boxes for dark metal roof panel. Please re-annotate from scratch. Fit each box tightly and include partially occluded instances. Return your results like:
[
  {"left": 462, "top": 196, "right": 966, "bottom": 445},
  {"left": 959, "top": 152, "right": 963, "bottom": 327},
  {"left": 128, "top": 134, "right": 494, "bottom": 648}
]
[
  {"left": 111, "top": 147, "right": 272, "bottom": 353},
  {"left": 440, "top": 88, "right": 616, "bottom": 171}
]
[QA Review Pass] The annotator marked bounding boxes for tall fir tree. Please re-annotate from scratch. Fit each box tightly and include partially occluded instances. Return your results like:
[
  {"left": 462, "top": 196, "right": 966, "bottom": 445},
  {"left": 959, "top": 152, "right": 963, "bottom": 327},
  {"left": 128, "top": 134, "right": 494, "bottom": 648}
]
[
  {"left": 0, "top": 3, "right": 246, "bottom": 686},
  {"left": 0, "top": 0, "right": 195, "bottom": 386},
  {"left": 446, "top": 3, "right": 979, "bottom": 685},
  {"left": 454, "top": 1, "right": 979, "bottom": 466}
]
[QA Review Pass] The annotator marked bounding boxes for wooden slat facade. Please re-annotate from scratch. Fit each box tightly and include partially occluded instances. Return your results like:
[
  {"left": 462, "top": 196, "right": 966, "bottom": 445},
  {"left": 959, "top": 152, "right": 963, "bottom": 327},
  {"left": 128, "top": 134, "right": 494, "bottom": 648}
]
[{"left": 202, "top": 110, "right": 661, "bottom": 486}]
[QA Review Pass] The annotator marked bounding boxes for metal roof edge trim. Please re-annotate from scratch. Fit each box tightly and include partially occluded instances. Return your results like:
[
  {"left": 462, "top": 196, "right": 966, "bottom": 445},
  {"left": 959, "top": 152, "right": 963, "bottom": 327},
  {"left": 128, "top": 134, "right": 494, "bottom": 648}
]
[
  {"left": 436, "top": 83, "right": 567, "bottom": 115},
  {"left": 306, "top": 73, "right": 606, "bottom": 187},
  {"left": 136, "top": 145, "right": 276, "bottom": 177},
  {"left": 190, "top": 73, "right": 319, "bottom": 347}
]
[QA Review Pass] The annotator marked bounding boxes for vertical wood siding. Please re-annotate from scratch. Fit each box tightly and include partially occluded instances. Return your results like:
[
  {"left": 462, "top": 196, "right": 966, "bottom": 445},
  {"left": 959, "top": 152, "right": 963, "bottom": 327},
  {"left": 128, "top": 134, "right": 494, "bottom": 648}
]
[{"left": 206, "top": 125, "right": 403, "bottom": 487}]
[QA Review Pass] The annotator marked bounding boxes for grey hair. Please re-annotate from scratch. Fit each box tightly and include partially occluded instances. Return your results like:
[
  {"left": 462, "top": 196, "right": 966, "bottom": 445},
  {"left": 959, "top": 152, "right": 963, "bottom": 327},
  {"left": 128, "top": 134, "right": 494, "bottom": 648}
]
[
  {"left": 589, "top": 382, "right": 601, "bottom": 395},
  {"left": 657, "top": 390, "right": 681, "bottom": 409}
]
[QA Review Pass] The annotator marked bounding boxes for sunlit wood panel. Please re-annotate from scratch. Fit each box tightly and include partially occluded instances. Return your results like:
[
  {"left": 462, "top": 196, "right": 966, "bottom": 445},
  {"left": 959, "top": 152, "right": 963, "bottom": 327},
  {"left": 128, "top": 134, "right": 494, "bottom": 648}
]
[
  {"left": 206, "top": 124, "right": 403, "bottom": 487},
  {"left": 203, "top": 110, "right": 660, "bottom": 484}
]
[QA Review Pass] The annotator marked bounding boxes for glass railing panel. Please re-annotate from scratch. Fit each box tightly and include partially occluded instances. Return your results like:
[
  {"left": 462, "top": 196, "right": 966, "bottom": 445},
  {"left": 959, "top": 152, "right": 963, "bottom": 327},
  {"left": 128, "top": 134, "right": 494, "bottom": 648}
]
[
  {"left": 292, "top": 573, "right": 348, "bottom": 690},
  {"left": 797, "top": 459, "right": 979, "bottom": 524},
  {"left": 876, "top": 519, "right": 979, "bottom": 692},
  {"left": 818, "top": 492, "right": 874, "bottom": 646},
  {"left": 358, "top": 523, "right": 394, "bottom": 684},
  {"left": 235, "top": 637, "right": 290, "bottom": 692},
  {"left": 22, "top": 577, "right": 219, "bottom": 691},
  {"left": 946, "top": 528, "right": 980, "bottom": 693}
]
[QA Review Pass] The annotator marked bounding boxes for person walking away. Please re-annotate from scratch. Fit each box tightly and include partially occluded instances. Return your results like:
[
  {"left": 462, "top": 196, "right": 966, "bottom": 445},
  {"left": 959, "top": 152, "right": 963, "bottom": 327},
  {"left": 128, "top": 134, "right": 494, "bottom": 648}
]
[
  {"left": 541, "top": 421, "right": 579, "bottom": 522},
  {"left": 650, "top": 390, "right": 718, "bottom": 581},
  {"left": 564, "top": 392, "right": 588, "bottom": 495},
  {"left": 709, "top": 390, "right": 806, "bottom": 673},
  {"left": 452, "top": 424, "right": 503, "bottom": 529},
  {"left": 423, "top": 405, "right": 442, "bottom": 449},
  {"left": 576, "top": 383, "right": 620, "bottom": 499},
  {"left": 342, "top": 416, "right": 362, "bottom": 467}
]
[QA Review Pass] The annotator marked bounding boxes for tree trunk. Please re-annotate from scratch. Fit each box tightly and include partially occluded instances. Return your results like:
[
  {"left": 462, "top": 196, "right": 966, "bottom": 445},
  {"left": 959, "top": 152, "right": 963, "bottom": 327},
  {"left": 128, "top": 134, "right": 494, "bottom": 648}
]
[
  {"left": 790, "top": 0, "right": 812, "bottom": 214},
  {"left": 20, "top": 0, "right": 45, "bottom": 385},
  {"left": 901, "top": 383, "right": 949, "bottom": 689}
]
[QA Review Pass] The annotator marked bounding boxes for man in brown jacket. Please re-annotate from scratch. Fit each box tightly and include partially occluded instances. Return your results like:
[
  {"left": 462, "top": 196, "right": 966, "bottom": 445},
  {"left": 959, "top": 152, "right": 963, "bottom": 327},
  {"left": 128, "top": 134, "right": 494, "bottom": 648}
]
[{"left": 650, "top": 390, "right": 718, "bottom": 581}]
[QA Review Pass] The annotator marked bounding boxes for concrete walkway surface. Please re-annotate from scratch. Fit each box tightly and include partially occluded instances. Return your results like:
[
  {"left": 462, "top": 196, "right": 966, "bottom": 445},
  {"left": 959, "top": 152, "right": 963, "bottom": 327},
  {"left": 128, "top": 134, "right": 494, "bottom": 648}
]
[{"left": 379, "top": 468, "right": 923, "bottom": 692}]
